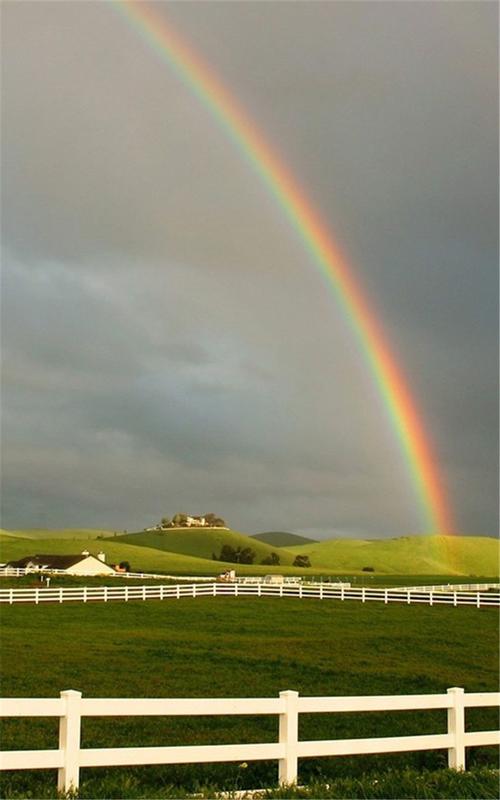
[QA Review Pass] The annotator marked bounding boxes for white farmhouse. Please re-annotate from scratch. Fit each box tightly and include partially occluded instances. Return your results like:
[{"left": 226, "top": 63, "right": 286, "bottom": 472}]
[{"left": 6, "top": 551, "right": 117, "bottom": 576}]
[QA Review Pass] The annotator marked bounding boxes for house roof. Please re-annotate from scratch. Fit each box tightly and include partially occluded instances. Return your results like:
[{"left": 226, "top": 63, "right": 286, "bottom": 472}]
[{"left": 7, "top": 554, "right": 103, "bottom": 569}]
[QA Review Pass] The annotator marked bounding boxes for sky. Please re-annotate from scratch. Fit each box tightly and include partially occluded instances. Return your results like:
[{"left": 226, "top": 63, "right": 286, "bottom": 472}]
[{"left": 1, "top": 1, "right": 498, "bottom": 539}]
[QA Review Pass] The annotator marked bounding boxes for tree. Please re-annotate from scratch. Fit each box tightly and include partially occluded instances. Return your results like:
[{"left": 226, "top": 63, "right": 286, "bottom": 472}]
[
  {"left": 214, "top": 517, "right": 226, "bottom": 527},
  {"left": 217, "top": 545, "right": 255, "bottom": 564},
  {"left": 119, "top": 561, "right": 131, "bottom": 572},
  {"left": 293, "top": 555, "right": 311, "bottom": 568},
  {"left": 219, "top": 544, "right": 237, "bottom": 563},
  {"left": 238, "top": 547, "right": 256, "bottom": 564},
  {"left": 161, "top": 516, "right": 171, "bottom": 528},
  {"left": 261, "top": 552, "right": 280, "bottom": 566},
  {"left": 172, "top": 513, "right": 187, "bottom": 527}
]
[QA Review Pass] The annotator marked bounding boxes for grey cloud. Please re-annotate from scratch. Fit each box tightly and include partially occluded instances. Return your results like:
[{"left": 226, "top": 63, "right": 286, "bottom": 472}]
[{"left": 1, "top": 1, "right": 497, "bottom": 537}]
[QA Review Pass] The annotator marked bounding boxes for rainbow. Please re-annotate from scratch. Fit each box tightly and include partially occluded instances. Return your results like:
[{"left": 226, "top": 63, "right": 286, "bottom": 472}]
[{"left": 113, "top": 0, "right": 454, "bottom": 534}]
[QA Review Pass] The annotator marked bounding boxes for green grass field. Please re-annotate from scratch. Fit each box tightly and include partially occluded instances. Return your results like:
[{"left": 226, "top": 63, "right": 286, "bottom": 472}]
[{"left": 0, "top": 596, "right": 498, "bottom": 798}]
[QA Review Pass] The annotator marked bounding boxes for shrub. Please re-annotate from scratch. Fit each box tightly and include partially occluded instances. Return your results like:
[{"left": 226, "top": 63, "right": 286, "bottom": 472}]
[
  {"left": 362, "top": 566, "right": 375, "bottom": 572},
  {"left": 293, "top": 555, "right": 311, "bottom": 568},
  {"left": 261, "top": 552, "right": 280, "bottom": 566}
]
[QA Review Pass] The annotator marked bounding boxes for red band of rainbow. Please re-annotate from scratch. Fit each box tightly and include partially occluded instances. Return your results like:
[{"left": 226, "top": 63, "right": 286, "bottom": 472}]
[{"left": 113, "top": 0, "right": 454, "bottom": 534}]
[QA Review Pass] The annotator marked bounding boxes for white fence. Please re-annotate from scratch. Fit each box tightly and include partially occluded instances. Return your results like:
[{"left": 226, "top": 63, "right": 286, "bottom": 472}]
[
  {"left": 0, "top": 688, "right": 498, "bottom": 792},
  {"left": 0, "top": 581, "right": 499, "bottom": 607},
  {"left": 0, "top": 567, "right": 215, "bottom": 582},
  {"left": 387, "top": 583, "right": 500, "bottom": 593}
]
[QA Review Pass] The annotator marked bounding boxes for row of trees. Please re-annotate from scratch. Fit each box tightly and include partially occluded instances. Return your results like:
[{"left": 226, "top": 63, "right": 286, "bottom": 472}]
[{"left": 213, "top": 546, "right": 311, "bottom": 568}]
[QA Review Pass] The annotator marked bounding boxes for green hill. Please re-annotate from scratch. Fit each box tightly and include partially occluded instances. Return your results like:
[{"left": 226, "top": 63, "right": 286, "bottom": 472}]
[
  {"left": 288, "top": 534, "right": 500, "bottom": 576},
  {"left": 0, "top": 528, "right": 117, "bottom": 540},
  {"left": 0, "top": 534, "right": 306, "bottom": 577},
  {"left": 120, "top": 528, "right": 296, "bottom": 565},
  {"left": 1, "top": 528, "right": 497, "bottom": 577},
  {"left": 252, "top": 531, "right": 318, "bottom": 547}
]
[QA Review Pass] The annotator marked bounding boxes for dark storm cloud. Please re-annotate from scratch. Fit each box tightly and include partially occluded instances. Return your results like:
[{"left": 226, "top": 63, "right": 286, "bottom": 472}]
[{"left": 1, "top": 1, "right": 497, "bottom": 536}]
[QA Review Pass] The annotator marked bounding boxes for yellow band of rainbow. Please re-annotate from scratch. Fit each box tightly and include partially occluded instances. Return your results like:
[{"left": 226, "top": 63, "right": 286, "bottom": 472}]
[{"left": 113, "top": 0, "right": 454, "bottom": 534}]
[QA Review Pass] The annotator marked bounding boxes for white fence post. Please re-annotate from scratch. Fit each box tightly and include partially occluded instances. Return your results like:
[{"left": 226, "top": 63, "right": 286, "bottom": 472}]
[
  {"left": 447, "top": 687, "right": 465, "bottom": 770},
  {"left": 57, "top": 689, "right": 82, "bottom": 793},
  {"left": 278, "top": 690, "right": 299, "bottom": 785}
]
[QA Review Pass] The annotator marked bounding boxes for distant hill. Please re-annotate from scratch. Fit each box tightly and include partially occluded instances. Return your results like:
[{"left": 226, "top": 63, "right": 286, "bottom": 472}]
[
  {"left": 0, "top": 528, "right": 117, "bottom": 540},
  {"left": 119, "top": 528, "right": 296, "bottom": 566},
  {"left": 1, "top": 528, "right": 497, "bottom": 577},
  {"left": 252, "top": 531, "right": 318, "bottom": 547},
  {"left": 288, "top": 534, "right": 500, "bottom": 576}
]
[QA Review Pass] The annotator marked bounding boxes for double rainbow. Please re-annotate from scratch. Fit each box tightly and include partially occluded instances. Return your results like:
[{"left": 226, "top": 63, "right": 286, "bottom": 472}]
[{"left": 114, "top": 0, "right": 454, "bottom": 534}]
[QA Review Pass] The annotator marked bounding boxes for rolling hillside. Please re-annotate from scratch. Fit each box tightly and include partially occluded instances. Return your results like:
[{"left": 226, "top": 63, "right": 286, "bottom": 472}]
[
  {"left": 0, "top": 533, "right": 307, "bottom": 577},
  {"left": 119, "top": 528, "right": 296, "bottom": 565},
  {"left": 288, "top": 534, "right": 500, "bottom": 576},
  {"left": 0, "top": 528, "right": 117, "bottom": 540},
  {"left": 252, "top": 531, "right": 318, "bottom": 547},
  {"left": 0, "top": 529, "right": 497, "bottom": 577}
]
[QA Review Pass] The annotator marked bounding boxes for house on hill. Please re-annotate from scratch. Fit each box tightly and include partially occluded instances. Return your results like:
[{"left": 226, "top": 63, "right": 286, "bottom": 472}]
[{"left": 6, "top": 551, "right": 117, "bottom": 576}]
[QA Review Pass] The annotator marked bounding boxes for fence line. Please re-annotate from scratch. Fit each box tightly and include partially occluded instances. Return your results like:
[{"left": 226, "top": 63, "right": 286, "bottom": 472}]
[
  {"left": 386, "top": 583, "right": 499, "bottom": 593},
  {"left": 0, "top": 688, "right": 498, "bottom": 791},
  {"left": 0, "top": 567, "right": 215, "bottom": 582},
  {"left": 0, "top": 582, "right": 498, "bottom": 607}
]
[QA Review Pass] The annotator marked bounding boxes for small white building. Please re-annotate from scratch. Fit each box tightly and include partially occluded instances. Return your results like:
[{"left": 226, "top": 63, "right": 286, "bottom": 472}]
[
  {"left": 263, "top": 574, "right": 285, "bottom": 584},
  {"left": 7, "top": 551, "right": 117, "bottom": 576}
]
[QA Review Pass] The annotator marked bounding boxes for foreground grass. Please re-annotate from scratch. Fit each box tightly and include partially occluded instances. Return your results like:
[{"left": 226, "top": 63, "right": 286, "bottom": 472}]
[
  {"left": 0, "top": 767, "right": 498, "bottom": 799},
  {"left": 0, "top": 598, "right": 498, "bottom": 797}
]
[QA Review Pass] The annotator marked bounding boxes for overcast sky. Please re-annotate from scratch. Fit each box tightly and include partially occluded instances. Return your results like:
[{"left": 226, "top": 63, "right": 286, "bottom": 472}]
[{"left": 1, "top": 1, "right": 498, "bottom": 538}]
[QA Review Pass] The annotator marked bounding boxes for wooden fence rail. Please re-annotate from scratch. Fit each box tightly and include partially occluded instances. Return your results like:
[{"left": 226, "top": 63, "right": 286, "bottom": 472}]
[
  {"left": 0, "top": 688, "right": 498, "bottom": 792},
  {"left": 0, "top": 582, "right": 498, "bottom": 607}
]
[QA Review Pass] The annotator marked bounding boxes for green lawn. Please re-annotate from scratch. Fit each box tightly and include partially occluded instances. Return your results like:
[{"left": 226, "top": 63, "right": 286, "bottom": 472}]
[{"left": 0, "top": 597, "right": 498, "bottom": 797}]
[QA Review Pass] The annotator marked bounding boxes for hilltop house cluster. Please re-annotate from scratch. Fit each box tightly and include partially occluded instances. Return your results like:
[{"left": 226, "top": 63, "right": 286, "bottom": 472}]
[{"left": 145, "top": 513, "right": 227, "bottom": 531}]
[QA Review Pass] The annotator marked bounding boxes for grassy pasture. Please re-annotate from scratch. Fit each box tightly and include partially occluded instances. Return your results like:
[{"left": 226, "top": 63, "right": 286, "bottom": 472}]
[{"left": 0, "top": 596, "right": 498, "bottom": 797}]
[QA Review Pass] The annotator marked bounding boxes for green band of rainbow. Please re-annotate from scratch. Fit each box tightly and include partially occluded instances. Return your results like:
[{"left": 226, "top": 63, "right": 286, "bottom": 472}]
[{"left": 113, "top": 0, "right": 454, "bottom": 534}]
